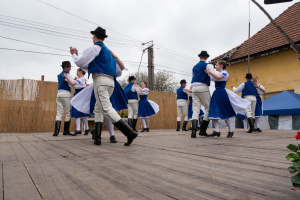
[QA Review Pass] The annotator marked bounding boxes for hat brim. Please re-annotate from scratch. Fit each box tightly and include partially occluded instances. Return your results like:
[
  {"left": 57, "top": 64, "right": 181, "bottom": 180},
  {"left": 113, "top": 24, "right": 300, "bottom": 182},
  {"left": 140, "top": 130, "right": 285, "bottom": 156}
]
[
  {"left": 61, "top": 65, "right": 72, "bottom": 67},
  {"left": 198, "top": 54, "right": 210, "bottom": 57},
  {"left": 90, "top": 31, "right": 108, "bottom": 38}
]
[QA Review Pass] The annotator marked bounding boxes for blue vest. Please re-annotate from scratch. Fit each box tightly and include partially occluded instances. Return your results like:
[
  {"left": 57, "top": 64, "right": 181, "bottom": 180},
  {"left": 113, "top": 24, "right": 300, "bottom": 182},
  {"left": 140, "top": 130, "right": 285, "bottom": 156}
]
[
  {"left": 57, "top": 71, "right": 71, "bottom": 92},
  {"left": 242, "top": 81, "right": 257, "bottom": 98},
  {"left": 215, "top": 81, "right": 227, "bottom": 89},
  {"left": 191, "top": 61, "right": 210, "bottom": 86},
  {"left": 177, "top": 86, "right": 188, "bottom": 100},
  {"left": 123, "top": 83, "right": 138, "bottom": 100},
  {"left": 88, "top": 41, "right": 117, "bottom": 78}
]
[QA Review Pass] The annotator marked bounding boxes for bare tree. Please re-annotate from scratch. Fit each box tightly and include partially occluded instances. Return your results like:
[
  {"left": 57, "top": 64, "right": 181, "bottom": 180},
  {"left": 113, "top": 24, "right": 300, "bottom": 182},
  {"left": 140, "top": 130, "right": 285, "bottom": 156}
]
[{"left": 118, "top": 70, "right": 178, "bottom": 92}]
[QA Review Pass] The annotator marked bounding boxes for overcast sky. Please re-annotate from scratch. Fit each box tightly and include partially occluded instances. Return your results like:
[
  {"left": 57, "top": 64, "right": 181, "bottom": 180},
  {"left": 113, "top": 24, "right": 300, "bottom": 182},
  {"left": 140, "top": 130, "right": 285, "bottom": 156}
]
[{"left": 0, "top": 0, "right": 298, "bottom": 89}]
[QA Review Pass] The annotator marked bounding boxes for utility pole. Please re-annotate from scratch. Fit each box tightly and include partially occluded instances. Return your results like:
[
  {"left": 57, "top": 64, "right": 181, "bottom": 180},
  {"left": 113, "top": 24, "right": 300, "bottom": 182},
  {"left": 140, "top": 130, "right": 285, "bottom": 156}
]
[
  {"left": 148, "top": 45, "right": 154, "bottom": 90},
  {"left": 142, "top": 40, "right": 154, "bottom": 90}
]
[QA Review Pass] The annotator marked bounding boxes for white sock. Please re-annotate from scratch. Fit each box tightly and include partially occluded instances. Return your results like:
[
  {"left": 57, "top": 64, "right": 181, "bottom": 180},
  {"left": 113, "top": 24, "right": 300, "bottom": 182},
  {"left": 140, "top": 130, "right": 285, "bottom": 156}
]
[
  {"left": 254, "top": 117, "right": 259, "bottom": 129},
  {"left": 75, "top": 118, "right": 81, "bottom": 131},
  {"left": 145, "top": 118, "right": 149, "bottom": 128},
  {"left": 225, "top": 118, "right": 232, "bottom": 132},
  {"left": 213, "top": 119, "right": 220, "bottom": 132},
  {"left": 141, "top": 118, "right": 147, "bottom": 128},
  {"left": 106, "top": 119, "right": 114, "bottom": 137},
  {"left": 82, "top": 117, "right": 89, "bottom": 130}
]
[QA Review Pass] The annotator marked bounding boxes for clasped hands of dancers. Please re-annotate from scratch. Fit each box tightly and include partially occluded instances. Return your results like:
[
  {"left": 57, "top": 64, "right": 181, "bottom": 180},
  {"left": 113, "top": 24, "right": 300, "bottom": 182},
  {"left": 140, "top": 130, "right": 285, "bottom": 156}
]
[
  {"left": 53, "top": 26, "right": 159, "bottom": 146},
  {"left": 177, "top": 51, "right": 266, "bottom": 138}
]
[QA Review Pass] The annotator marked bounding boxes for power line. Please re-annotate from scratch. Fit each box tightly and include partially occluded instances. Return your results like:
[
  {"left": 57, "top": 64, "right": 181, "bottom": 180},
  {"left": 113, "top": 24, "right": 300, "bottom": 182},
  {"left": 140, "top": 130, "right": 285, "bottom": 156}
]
[
  {"left": 0, "top": 47, "right": 70, "bottom": 56},
  {"left": 36, "top": 0, "right": 144, "bottom": 43}
]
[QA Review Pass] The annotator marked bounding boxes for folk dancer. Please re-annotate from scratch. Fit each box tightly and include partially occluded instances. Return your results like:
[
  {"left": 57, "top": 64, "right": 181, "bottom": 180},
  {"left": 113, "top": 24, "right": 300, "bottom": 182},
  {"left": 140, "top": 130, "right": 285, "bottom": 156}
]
[
  {"left": 205, "top": 61, "right": 251, "bottom": 138},
  {"left": 71, "top": 65, "right": 128, "bottom": 144},
  {"left": 53, "top": 61, "right": 73, "bottom": 136},
  {"left": 232, "top": 73, "right": 259, "bottom": 133},
  {"left": 176, "top": 79, "right": 191, "bottom": 131},
  {"left": 63, "top": 68, "right": 90, "bottom": 136},
  {"left": 191, "top": 51, "right": 213, "bottom": 138},
  {"left": 135, "top": 81, "right": 159, "bottom": 132},
  {"left": 252, "top": 76, "right": 266, "bottom": 132},
  {"left": 123, "top": 76, "right": 139, "bottom": 132},
  {"left": 70, "top": 26, "right": 138, "bottom": 146}
]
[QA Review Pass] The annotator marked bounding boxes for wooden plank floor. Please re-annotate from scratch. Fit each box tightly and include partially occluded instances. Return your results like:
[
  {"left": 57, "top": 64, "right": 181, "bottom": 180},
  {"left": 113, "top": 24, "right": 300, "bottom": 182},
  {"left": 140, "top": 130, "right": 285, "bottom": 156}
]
[{"left": 0, "top": 128, "right": 299, "bottom": 200}]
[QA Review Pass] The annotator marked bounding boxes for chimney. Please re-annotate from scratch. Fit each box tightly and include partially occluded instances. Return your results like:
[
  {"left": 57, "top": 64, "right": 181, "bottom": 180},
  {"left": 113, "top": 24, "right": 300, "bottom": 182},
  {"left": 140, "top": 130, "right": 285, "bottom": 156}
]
[{"left": 41, "top": 75, "right": 45, "bottom": 81}]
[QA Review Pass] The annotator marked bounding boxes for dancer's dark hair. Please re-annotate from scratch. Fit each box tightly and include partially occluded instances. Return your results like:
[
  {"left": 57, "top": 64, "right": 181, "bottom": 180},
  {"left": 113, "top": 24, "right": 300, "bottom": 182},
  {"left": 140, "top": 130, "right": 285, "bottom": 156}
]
[{"left": 217, "top": 60, "right": 230, "bottom": 70}]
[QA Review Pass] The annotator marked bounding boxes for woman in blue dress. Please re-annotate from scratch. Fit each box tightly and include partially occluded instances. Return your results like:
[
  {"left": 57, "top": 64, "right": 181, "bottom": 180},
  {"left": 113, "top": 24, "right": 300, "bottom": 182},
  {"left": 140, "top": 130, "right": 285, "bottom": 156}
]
[
  {"left": 134, "top": 81, "right": 159, "bottom": 132},
  {"left": 205, "top": 60, "right": 251, "bottom": 138},
  {"left": 63, "top": 68, "right": 90, "bottom": 136}
]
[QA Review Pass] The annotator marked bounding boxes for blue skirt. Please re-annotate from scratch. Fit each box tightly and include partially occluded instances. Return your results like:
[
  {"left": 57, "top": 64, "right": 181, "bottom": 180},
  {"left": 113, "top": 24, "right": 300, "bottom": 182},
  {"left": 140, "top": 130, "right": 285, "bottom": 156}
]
[
  {"left": 255, "top": 96, "right": 263, "bottom": 117},
  {"left": 71, "top": 89, "right": 91, "bottom": 118},
  {"left": 209, "top": 88, "right": 236, "bottom": 120},
  {"left": 188, "top": 99, "right": 205, "bottom": 120},
  {"left": 90, "top": 81, "right": 128, "bottom": 114},
  {"left": 138, "top": 100, "right": 156, "bottom": 118}
]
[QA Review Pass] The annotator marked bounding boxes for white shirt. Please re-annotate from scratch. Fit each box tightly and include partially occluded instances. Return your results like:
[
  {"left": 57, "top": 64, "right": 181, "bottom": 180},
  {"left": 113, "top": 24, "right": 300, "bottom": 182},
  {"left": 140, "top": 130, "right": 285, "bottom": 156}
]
[
  {"left": 135, "top": 87, "right": 149, "bottom": 95},
  {"left": 67, "top": 76, "right": 87, "bottom": 90},
  {"left": 232, "top": 83, "right": 245, "bottom": 93},
  {"left": 72, "top": 44, "right": 121, "bottom": 77},
  {"left": 209, "top": 70, "right": 229, "bottom": 82},
  {"left": 257, "top": 84, "right": 266, "bottom": 95},
  {"left": 192, "top": 63, "right": 215, "bottom": 86}
]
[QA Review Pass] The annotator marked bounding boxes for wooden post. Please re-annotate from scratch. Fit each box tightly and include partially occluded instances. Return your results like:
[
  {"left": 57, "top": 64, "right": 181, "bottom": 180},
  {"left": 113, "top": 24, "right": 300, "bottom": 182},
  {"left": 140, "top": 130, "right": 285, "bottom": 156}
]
[
  {"left": 148, "top": 46, "right": 154, "bottom": 90},
  {"left": 41, "top": 75, "right": 44, "bottom": 81}
]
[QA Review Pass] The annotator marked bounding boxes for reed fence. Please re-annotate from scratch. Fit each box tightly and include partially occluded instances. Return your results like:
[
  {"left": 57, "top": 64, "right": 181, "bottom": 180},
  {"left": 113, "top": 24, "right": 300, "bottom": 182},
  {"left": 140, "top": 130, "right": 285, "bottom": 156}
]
[{"left": 0, "top": 79, "right": 184, "bottom": 133}]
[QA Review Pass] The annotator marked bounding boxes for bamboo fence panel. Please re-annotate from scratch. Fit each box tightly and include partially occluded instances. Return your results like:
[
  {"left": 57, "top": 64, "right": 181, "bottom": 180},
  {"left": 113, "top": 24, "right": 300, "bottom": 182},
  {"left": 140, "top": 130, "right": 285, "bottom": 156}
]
[{"left": 0, "top": 79, "right": 185, "bottom": 133}]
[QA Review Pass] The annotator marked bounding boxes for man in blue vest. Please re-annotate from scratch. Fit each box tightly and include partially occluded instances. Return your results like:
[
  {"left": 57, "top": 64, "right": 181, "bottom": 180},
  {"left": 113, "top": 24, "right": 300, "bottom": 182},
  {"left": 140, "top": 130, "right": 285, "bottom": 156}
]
[
  {"left": 232, "top": 73, "right": 259, "bottom": 133},
  {"left": 70, "top": 27, "right": 138, "bottom": 146},
  {"left": 53, "top": 61, "right": 73, "bottom": 136},
  {"left": 191, "top": 51, "right": 213, "bottom": 138},
  {"left": 176, "top": 79, "right": 190, "bottom": 131},
  {"left": 123, "top": 76, "right": 139, "bottom": 132}
]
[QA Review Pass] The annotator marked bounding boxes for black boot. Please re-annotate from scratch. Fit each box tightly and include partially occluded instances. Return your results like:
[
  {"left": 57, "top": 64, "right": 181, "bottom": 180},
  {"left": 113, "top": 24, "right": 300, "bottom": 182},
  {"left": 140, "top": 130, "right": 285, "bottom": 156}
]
[
  {"left": 182, "top": 121, "right": 189, "bottom": 131},
  {"left": 255, "top": 128, "right": 262, "bottom": 132},
  {"left": 227, "top": 132, "right": 234, "bottom": 138},
  {"left": 113, "top": 119, "right": 138, "bottom": 146},
  {"left": 94, "top": 122, "right": 103, "bottom": 145},
  {"left": 141, "top": 128, "right": 147, "bottom": 132},
  {"left": 146, "top": 128, "right": 149, "bottom": 132},
  {"left": 110, "top": 135, "right": 117, "bottom": 143},
  {"left": 53, "top": 121, "right": 61, "bottom": 136},
  {"left": 128, "top": 118, "right": 133, "bottom": 127},
  {"left": 72, "top": 130, "right": 81, "bottom": 136},
  {"left": 247, "top": 118, "right": 255, "bottom": 133},
  {"left": 63, "top": 121, "right": 71, "bottom": 135},
  {"left": 199, "top": 120, "right": 210, "bottom": 137},
  {"left": 84, "top": 129, "right": 90, "bottom": 135},
  {"left": 191, "top": 119, "right": 197, "bottom": 138},
  {"left": 176, "top": 121, "right": 181, "bottom": 131},
  {"left": 132, "top": 119, "right": 138, "bottom": 132},
  {"left": 210, "top": 131, "right": 221, "bottom": 137},
  {"left": 91, "top": 129, "right": 95, "bottom": 140}
]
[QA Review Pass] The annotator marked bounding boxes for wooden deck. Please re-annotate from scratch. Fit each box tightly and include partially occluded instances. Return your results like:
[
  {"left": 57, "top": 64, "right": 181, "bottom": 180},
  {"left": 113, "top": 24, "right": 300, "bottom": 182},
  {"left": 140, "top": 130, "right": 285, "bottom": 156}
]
[{"left": 0, "top": 128, "right": 299, "bottom": 200}]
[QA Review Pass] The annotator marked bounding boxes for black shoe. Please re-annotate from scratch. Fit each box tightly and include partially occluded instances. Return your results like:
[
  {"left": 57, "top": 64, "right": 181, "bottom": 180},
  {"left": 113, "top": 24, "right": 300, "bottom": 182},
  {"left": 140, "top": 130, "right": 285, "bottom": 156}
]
[
  {"left": 113, "top": 119, "right": 138, "bottom": 146},
  {"left": 176, "top": 121, "right": 181, "bottom": 131},
  {"left": 72, "top": 130, "right": 81, "bottom": 136},
  {"left": 128, "top": 118, "right": 133, "bottom": 127},
  {"left": 110, "top": 135, "right": 117, "bottom": 143},
  {"left": 182, "top": 121, "right": 189, "bottom": 131},
  {"left": 146, "top": 128, "right": 149, "bottom": 132},
  {"left": 90, "top": 129, "right": 95, "bottom": 140},
  {"left": 188, "top": 127, "right": 192, "bottom": 130},
  {"left": 63, "top": 121, "right": 71, "bottom": 135},
  {"left": 94, "top": 122, "right": 102, "bottom": 145},
  {"left": 199, "top": 120, "right": 210, "bottom": 137},
  {"left": 247, "top": 118, "right": 255, "bottom": 133},
  {"left": 53, "top": 121, "right": 61, "bottom": 136},
  {"left": 141, "top": 128, "right": 147, "bottom": 132},
  {"left": 84, "top": 129, "right": 90, "bottom": 135},
  {"left": 210, "top": 131, "right": 221, "bottom": 137},
  {"left": 191, "top": 119, "right": 197, "bottom": 138},
  {"left": 227, "top": 132, "right": 234, "bottom": 138},
  {"left": 255, "top": 128, "right": 262, "bottom": 132},
  {"left": 132, "top": 119, "right": 138, "bottom": 132}
]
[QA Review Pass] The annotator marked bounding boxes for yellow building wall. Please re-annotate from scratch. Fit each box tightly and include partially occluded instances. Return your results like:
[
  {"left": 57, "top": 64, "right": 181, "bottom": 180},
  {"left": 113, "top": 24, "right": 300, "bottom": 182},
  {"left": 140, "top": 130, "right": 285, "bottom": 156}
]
[{"left": 226, "top": 49, "right": 300, "bottom": 95}]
